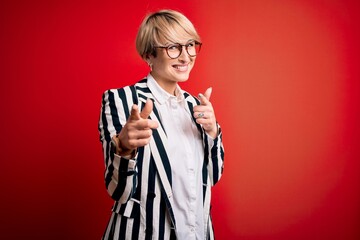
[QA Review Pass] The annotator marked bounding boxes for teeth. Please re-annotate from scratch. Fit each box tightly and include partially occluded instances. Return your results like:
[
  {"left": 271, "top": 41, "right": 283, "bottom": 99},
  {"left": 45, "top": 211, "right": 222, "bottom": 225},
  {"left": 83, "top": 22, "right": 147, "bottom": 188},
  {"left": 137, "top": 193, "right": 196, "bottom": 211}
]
[{"left": 174, "top": 65, "right": 187, "bottom": 71}]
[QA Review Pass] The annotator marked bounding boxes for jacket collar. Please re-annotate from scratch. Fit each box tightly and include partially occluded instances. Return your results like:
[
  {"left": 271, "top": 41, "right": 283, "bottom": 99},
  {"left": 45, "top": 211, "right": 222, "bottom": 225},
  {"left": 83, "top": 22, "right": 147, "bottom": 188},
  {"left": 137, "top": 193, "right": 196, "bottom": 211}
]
[{"left": 135, "top": 77, "right": 196, "bottom": 106}]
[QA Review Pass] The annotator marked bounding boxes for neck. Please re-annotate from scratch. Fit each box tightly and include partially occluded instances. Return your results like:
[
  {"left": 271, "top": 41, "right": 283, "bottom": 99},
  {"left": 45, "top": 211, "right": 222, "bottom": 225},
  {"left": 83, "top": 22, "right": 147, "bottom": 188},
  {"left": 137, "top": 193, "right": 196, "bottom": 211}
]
[{"left": 151, "top": 75, "right": 177, "bottom": 96}]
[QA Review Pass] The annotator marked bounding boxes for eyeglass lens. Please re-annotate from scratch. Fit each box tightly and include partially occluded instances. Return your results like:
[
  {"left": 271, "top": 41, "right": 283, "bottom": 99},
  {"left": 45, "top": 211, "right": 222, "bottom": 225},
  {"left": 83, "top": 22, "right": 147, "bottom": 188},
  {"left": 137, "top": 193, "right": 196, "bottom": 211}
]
[{"left": 166, "top": 42, "right": 201, "bottom": 59}]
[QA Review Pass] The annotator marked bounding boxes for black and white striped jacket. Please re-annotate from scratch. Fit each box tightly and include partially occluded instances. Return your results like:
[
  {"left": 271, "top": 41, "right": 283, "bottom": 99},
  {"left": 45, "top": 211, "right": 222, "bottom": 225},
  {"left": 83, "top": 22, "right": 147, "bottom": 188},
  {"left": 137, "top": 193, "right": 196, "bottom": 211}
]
[{"left": 98, "top": 78, "right": 225, "bottom": 240}]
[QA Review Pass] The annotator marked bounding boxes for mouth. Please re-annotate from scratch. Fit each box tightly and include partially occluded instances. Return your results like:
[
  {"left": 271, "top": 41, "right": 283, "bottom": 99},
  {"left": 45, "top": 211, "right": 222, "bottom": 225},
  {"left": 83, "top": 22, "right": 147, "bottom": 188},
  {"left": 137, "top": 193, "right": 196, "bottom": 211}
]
[{"left": 172, "top": 64, "right": 189, "bottom": 72}]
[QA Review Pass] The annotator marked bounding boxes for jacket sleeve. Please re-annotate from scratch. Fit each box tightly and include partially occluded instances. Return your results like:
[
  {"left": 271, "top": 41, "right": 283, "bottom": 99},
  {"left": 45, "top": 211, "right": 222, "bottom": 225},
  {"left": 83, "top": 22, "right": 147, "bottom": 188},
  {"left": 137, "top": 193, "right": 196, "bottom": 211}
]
[
  {"left": 98, "top": 88, "right": 138, "bottom": 203},
  {"left": 205, "top": 123, "right": 225, "bottom": 186}
]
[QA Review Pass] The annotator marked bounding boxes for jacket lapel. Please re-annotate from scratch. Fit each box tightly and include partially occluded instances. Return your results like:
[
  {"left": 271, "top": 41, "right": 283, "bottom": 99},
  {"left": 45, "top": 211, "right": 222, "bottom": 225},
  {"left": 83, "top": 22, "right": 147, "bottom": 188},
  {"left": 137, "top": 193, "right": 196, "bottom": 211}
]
[
  {"left": 135, "top": 80, "right": 176, "bottom": 227},
  {"left": 184, "top": 92, "right": 204, "bottom": 138}
]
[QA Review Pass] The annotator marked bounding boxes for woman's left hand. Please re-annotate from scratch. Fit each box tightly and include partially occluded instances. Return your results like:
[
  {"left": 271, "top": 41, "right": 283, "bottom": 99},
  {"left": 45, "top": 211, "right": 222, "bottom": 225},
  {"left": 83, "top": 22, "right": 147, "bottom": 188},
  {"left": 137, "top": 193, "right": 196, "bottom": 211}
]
[{"left": 193, "top": 87, "right": 218, "bottom": 138}]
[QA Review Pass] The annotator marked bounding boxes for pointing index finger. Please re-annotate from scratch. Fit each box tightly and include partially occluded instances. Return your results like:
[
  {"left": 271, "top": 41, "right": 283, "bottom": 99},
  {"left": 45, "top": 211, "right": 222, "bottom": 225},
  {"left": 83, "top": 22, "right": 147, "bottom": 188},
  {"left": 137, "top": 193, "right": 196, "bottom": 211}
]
[
  {"left": 140, "top": 99, "right": 153, "bottom": 119},
  {"left": 129, "top": 104, "right": 141, "bottom": 121}
]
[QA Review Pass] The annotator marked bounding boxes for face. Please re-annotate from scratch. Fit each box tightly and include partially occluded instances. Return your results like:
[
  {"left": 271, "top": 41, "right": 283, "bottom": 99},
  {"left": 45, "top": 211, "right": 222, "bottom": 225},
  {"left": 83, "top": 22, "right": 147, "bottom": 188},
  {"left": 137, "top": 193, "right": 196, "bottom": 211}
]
[{"left": 148, "top": 39, "right": 197, "bottom": 94}]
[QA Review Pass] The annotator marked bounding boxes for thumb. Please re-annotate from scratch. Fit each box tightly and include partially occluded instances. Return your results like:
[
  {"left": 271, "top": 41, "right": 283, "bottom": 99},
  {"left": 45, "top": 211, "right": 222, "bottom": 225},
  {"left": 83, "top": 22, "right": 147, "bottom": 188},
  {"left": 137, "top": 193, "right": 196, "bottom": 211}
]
[
  {"left": 204, "top": 87, "right": 212, "bottom": 100},
  {"left": 199, "top": 87, "right": 212, "bottom": 105},
  {"left": 129, "top": 104, "right": 141, "bottom": 120},
  {"left": 140, "top": 99, "right": 153, "bottom": 119}
]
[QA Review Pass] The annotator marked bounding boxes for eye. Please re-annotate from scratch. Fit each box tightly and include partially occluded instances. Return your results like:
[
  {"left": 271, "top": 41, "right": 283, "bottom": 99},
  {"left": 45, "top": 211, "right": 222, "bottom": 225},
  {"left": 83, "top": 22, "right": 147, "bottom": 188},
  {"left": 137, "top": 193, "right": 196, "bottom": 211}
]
[
  {"left": 186, "top": 42, "right": 195, "bottom": 48},
  {"left": 167, "top": 44, "right": 180, "bottom": 51}
]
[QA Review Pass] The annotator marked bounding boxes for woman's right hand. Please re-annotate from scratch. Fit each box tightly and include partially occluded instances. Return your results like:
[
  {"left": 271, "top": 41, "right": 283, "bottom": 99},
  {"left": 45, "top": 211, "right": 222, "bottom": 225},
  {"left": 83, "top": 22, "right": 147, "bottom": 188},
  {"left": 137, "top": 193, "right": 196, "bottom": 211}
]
[{"left": 115, "top": 99, "right": 158, "bottom": 157}]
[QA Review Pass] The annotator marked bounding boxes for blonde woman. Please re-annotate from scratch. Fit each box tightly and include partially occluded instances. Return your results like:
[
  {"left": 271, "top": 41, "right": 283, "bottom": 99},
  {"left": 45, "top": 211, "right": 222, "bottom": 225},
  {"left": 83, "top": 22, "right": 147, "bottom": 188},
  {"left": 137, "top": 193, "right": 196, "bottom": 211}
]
[{"left": 99, "top": 9, "right": 224, "bottom": 240}]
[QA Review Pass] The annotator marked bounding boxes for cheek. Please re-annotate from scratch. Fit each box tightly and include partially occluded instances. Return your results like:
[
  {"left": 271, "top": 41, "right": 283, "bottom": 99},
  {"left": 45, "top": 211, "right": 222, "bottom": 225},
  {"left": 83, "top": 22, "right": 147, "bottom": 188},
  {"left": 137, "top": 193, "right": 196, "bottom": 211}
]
[
  {"left": 154, "top": 61, "right": 167, "bottom": 71},
  {"left": 190, "top": 59, "right": 196, "bottom": 68}
]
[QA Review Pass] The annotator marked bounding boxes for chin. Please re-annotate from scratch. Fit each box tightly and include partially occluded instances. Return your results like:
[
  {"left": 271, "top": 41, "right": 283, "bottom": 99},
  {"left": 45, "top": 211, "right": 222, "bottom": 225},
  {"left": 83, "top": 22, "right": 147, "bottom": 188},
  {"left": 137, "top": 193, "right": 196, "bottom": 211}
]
[
  {"left": 174, "top": 71, "right": 191, "bottom": 82},
  {"left": 177, "top": 78, "right": 189, "bottom": 83},
  {"left": 175, "top": 75, "right": 190, "bottom": 82}
]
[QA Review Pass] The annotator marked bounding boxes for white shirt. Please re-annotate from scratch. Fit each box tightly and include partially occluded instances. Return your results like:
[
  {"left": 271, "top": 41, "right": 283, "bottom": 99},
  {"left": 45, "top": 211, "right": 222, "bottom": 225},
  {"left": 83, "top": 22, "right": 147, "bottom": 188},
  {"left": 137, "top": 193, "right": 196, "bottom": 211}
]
[{"left": 147, "top": 74, "right": 205, "bottom": 239}]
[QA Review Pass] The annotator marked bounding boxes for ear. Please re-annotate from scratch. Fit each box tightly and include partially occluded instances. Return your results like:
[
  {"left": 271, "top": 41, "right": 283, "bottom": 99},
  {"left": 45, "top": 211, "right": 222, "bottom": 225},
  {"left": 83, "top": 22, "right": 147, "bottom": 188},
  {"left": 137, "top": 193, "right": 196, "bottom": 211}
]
[
  {"left": 144, "top": 54, "right": 153, "bottom": 70},
  {"left": 144, "top": 53, "right": 153, "bottom": 60}
]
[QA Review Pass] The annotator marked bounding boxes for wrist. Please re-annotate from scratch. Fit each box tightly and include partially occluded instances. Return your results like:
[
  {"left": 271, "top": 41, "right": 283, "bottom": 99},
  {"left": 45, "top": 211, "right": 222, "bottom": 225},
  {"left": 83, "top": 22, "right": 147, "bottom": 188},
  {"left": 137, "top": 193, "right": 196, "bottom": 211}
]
[
  {"left": 206, "top": 124, "right": 218, "bottom": 139},
  {"left": 111, "top": 135, "right": 136, "bottom": 158}
]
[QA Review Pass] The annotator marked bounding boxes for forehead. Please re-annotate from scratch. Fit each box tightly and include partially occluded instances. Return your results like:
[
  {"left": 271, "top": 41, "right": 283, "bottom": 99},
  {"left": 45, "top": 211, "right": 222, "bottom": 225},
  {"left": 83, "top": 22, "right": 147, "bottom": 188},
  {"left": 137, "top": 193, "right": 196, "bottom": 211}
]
[
  {"left": 163, "top": 38, "right": 194, "bottom": 45},
  {"left": 160, "top": 33, "right": 194, "bottom": 45},
  {"left": 156, "top": 23, "right": 196, "bottom": 44}
]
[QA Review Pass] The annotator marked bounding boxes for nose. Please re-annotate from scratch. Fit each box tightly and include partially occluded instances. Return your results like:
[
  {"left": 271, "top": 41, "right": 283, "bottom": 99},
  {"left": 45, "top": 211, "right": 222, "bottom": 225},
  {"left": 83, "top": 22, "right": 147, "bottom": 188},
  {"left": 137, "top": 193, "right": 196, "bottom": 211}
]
[{"left": 178, "top": 45, "right": 191, "bottom": 62}]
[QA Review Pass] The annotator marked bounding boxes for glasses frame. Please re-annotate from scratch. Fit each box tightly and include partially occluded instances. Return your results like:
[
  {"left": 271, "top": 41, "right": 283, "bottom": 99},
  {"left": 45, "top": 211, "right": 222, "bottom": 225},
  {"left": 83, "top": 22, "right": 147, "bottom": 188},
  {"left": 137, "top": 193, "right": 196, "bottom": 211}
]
[{"left": 154, "top": 40, "right": 202, "bottom": 59}]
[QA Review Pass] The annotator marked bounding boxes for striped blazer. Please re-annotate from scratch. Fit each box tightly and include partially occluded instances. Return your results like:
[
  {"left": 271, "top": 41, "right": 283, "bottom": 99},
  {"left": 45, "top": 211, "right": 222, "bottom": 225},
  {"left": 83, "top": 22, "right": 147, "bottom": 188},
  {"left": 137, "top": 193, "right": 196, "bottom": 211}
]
[{"left": 98, "top": 78, "right": 225, "bottom": 240}]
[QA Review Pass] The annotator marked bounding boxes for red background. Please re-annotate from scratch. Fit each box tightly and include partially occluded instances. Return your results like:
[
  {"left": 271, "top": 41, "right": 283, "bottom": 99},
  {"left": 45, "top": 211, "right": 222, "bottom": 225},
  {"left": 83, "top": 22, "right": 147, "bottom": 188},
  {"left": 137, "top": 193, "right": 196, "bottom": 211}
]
[{"left": 1, "top": 0, "right": 359, "bottom": 239}]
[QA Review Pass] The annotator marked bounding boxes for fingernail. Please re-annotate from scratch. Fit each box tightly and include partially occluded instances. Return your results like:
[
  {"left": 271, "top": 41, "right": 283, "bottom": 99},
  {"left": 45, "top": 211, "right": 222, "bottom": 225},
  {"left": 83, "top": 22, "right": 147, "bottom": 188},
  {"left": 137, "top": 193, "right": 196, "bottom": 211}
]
[{"left": 198, "top": 93, "right": 203, "bottom": 98}]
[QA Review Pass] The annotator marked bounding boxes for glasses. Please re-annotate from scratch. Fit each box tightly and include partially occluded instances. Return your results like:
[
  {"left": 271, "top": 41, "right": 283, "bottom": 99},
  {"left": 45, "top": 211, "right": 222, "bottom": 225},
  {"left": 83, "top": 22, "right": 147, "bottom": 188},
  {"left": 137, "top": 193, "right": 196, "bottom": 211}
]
[{"left": 155, "top": 40, "right": 202, "bottom": 59}]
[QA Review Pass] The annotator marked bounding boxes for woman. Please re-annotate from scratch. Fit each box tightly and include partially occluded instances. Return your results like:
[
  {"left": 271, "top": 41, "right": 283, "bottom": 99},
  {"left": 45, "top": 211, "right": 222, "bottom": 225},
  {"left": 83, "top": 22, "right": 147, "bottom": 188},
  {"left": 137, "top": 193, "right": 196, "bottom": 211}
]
[{"left": 98, "top": 9, "right": 224, "bottom": 240}]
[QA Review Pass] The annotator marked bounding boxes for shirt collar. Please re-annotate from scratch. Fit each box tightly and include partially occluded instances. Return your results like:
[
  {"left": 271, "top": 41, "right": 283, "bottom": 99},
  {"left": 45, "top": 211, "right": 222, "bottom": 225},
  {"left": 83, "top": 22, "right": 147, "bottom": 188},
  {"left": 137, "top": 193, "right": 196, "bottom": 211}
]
[{"left": 147, "top": 73, "right": 185, "bottom": 105}]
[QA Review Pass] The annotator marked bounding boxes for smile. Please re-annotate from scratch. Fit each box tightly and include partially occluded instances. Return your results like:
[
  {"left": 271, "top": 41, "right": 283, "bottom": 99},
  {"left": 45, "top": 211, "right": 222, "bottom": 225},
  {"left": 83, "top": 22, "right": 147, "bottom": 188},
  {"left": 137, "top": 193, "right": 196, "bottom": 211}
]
[{"left": 172, "top": 64, "right": 189, "bottom": 72}]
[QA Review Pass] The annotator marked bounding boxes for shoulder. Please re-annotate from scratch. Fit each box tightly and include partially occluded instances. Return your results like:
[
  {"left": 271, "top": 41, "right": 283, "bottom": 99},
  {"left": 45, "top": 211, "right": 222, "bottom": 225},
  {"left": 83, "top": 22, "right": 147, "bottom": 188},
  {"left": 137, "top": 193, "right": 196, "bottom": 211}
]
[
  {"left": 102, "top": 79, "right": 147, "bottom": 97},
  {"left": 101, "top": 79, "right": 147, "bottom": 105}
]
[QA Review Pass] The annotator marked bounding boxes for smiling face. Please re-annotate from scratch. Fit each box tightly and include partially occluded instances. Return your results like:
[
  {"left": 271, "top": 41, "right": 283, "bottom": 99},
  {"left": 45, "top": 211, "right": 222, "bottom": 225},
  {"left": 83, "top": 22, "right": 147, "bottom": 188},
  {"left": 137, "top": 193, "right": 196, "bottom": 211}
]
[
  {"left": 148, "top": 39, "right": 196, "bottom": 94},
  {"left": 135, "top": 10, "right": 201, "bottom": 95}
]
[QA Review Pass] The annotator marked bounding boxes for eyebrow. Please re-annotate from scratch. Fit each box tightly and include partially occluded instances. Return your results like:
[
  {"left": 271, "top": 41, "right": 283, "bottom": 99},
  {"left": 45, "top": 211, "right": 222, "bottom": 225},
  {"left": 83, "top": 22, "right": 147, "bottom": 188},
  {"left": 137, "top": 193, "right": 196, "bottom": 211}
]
[{"left": 163, "top": 39, "right": 196, "bottom": 46}]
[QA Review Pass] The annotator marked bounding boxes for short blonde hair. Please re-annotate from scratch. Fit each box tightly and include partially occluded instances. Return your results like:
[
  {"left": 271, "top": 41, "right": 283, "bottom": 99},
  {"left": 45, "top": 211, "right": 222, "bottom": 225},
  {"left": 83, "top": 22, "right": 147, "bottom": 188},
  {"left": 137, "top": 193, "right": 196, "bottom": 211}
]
[{"left": 136, "top": 9, "right": 201, "bottom": 59}]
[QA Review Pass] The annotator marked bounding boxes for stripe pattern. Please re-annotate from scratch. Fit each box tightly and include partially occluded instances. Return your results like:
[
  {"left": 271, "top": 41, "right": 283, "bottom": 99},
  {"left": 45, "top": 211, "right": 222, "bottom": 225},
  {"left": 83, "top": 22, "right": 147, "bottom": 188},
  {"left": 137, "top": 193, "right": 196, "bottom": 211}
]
[{"left": 98, "top": 79, "right": 225, "bottom": 240}]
